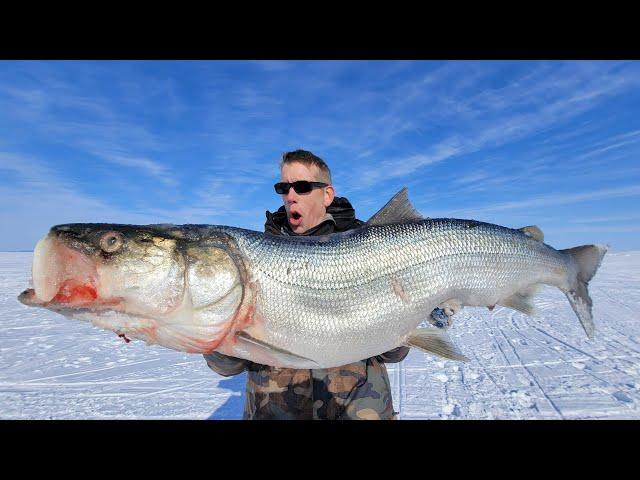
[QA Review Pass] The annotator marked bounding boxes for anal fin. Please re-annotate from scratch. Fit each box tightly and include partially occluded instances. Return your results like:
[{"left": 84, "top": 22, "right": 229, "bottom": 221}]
[{"left": 499, "top": 285, "right": 540, "bottom": 316}]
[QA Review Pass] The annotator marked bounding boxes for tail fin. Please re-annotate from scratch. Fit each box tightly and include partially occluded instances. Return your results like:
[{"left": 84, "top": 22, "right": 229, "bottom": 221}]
[{"left": 560, "top": 244, "right": 608, "bottom": 339}]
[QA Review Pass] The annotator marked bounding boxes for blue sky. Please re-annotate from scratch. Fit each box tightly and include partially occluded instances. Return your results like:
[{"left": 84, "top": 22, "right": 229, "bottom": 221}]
[{"left": 1, "top": 60, "right": 639, "bottom": 251}]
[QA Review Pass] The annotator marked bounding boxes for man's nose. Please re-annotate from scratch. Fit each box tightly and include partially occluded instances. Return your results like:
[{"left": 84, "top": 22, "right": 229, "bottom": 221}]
[{"left": 284, "top": 188, "right": 299, "bottom": 203}]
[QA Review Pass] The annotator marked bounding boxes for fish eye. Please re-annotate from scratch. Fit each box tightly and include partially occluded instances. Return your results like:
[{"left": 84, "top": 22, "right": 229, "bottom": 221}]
[{"left": 99, "top": 231, "right": 124, "bottom": 253}]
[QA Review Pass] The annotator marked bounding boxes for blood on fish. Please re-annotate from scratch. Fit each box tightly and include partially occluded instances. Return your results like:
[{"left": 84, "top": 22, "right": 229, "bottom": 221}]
[
  {"left": 53, "top": 281, "right": 97, "bottom": 304},
  {"left": 223, "top": 280, "right": 258, "bottom": 346},
  {"left": 180, "top": 326, "right": 232, "bottom": 353},
  {"left": 236, "top": 305, "right": 255, "bottom": 330}
]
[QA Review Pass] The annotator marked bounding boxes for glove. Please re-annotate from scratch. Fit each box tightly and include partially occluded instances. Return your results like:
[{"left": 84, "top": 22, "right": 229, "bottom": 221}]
[{"left": 203, "top": 351, "right": 249, "bottom": 377}]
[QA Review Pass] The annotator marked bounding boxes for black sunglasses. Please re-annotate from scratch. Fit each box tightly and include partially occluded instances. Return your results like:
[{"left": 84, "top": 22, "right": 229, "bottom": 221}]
[{"left": 274, "top": 181, "right": 328, "bottom": 195}]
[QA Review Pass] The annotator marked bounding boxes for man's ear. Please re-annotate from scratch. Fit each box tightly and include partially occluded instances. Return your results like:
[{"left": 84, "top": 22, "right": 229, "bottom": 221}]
[{"left": 324, "top": 185, "right": 335, "bottom": 208}]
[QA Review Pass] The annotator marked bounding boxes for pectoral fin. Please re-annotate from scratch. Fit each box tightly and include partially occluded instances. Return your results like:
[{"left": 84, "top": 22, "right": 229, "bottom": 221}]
[
  {"left": 404, "top": 328, "right": 469, "bottom": 362},
  {"left": 235, "top": 331, "right": 322, "bottom": 368}
]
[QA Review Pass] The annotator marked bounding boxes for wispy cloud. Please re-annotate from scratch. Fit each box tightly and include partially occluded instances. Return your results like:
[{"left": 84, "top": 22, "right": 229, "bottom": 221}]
[
  {"left": 346, "top": 61, "right": 640, "bottom": 188},
  {"left": 544, "top": 225, "right": 640, "bottom": 234},
  {"left": 451, "top": 170, "right": 492, "bottom": 186},
  {"left": 0, "top": 151, "right": 166, "bottom": 250},
  {"left": 577, "top": 130, "right": 640, "bottom": 160},
  {"left": 358, "top": 142, "right": 464, "bottom": 187},
  {"left": 91, "top": 151, "right": 177, "bottom": 187},
  {"left": 0, "top": 152, "right": 52, "bottom": 185},
  {"left": 437, "top": 185, "right": 640, "bottom": 217},
  {"left": 570, "top": 214, "right": 640, "bottom": 224}
]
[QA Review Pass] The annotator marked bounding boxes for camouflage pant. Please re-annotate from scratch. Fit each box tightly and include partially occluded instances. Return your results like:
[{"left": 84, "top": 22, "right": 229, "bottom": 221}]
[{"left": 243, "top": 358, "right": 398, "bottom": 420}]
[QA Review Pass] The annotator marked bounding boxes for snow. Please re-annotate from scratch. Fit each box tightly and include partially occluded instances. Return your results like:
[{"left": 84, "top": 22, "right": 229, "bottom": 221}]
[{"left": 2, "top": 251, "right": 639, "bottom": 419}]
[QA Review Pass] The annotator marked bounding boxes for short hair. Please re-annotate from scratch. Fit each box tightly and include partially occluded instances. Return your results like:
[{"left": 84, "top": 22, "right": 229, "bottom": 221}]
[{"left": 280, "top": 149, "right": 332, "bottom": 184}]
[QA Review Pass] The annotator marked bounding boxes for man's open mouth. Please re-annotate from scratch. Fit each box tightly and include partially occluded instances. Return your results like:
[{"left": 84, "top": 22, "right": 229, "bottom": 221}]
[{"left": 289, "top": 210, "right": 303, "bottom": 227}]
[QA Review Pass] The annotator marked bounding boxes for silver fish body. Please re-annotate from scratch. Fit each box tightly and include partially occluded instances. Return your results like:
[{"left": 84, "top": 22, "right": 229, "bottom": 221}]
[
  {"left": 218, "top": 218, "right": 583, "bottom": 367},
  {"left": 18, "top": 189, "right": 607, "bottom": 368}
]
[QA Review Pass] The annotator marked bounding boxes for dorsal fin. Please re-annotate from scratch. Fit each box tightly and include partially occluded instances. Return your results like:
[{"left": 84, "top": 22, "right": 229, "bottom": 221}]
[
  {"left": 519, "top": 225, "right": 544, "bottom": 242},
  {"left": 367, "top": 187, "right": 423, "bottom": 226}
]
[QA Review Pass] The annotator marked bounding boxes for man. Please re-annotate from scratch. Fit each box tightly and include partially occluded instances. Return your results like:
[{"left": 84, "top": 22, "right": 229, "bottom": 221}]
[{"left": 203, "top": 149, "right": 410, "bottom": 420}]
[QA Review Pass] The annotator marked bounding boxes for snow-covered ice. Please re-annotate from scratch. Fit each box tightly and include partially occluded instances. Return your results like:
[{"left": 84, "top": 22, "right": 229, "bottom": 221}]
[{"left": 2, "top": 251, "right": 639, "bottom": 419}]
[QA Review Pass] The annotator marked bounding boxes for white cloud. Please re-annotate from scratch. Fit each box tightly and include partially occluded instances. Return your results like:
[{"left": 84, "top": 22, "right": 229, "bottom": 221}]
[
  {"left": 569, "top": 213, "right": 640, "bottom": 224},
  {"left": 544, "top": 225, "right": 640, "bottom": 234},
  {"left": 438, "top": 185, "right": 640, "bottom": 217},
  {"left": 578, "top": 133, "right": 640, "bottom": 160},
  {"left": 356, "top": 141, "right": 465, "bottom": 188},
  {"left": 347, "top": 62, "right": 640, "bottom": 188},
  {"left": 0, "top": 152, "right": 168, "bottom": 250},
  {"left": 92, "top": 152, "right": 177, "bottom": 187}
]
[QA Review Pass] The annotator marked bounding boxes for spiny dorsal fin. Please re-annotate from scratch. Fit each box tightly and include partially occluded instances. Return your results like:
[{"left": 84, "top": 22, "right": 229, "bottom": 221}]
[
  {"left": 519, "top": 225, "right": 544, "bottom": 242},
  {"left": 366, "top": 187, "right": 423, "bottom": 226}
]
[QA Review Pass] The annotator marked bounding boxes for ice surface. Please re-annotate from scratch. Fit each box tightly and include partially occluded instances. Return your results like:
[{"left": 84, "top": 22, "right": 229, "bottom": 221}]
[{"left": 2, "top": 251, "right": 639, "bottom": 419}]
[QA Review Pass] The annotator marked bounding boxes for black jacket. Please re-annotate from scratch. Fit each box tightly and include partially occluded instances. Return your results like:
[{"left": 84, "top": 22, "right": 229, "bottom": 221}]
[{"left": 264, "top": 196, "right": 365, "bottom": 236}]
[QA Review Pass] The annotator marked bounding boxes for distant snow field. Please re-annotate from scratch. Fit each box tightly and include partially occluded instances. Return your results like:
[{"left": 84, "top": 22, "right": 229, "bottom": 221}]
[{"left": 1, "top": 251, "right": 639, "bottom": 419}]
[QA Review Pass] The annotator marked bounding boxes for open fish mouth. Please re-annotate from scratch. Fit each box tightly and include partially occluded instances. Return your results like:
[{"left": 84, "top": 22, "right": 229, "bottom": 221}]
[
  {"left": 18, "top": 235, "right": 121, "bottom": 310},
  {"left": 18, "top": 287, "right": 124, "bottom": 310}
]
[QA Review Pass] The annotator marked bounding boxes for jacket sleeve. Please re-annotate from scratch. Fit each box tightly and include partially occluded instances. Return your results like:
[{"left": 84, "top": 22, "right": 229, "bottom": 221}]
[
  {"left": 203, "top": 352, "right": 249, "bottom": 377},
  {"left": 375, "top": 346, "right": 410, "bottom": 364}
]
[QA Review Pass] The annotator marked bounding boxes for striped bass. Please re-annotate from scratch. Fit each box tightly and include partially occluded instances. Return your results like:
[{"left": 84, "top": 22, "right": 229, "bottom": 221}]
[{"left": 18, "top": 188, "right": 607, "bottom": 368}]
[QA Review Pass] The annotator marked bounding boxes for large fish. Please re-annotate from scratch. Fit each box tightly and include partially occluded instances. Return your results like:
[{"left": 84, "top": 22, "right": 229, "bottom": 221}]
[{"left": 18, "top": 188, "right": 607, "bottom": 368}]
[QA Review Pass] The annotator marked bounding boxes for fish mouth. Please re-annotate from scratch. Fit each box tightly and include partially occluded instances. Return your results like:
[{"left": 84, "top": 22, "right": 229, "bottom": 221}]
[
  {"left": 18, "top": 288, "right": 42, "bottom": 306},
  {"left": 19, "top": 234, "right": 122, "bottom": 310},
  {"left": 18, "top": 286, "right": 123, "bottom": 310}
]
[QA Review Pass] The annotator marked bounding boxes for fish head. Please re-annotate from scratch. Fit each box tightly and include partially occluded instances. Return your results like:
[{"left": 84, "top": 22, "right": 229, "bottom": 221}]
[
  {"left": 18, "top": 223, "right": 248, "bottom": 352},
  {"left": 20, "top": 223, "right": 186, "bottom": 314}
]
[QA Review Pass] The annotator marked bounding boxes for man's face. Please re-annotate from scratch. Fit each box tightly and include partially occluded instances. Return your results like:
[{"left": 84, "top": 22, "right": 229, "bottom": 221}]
[{"left": 280, "top": 162, "right": 335, "bottom": 234}]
